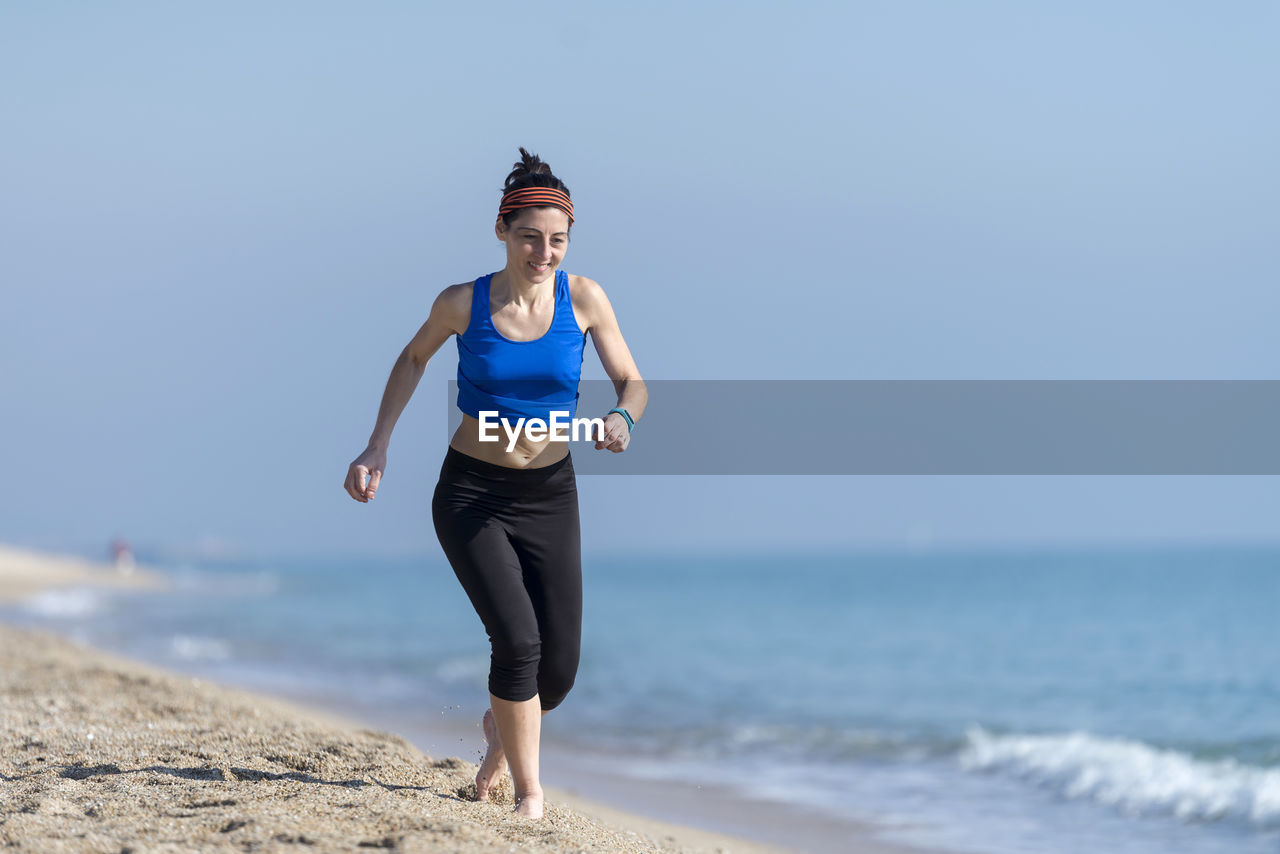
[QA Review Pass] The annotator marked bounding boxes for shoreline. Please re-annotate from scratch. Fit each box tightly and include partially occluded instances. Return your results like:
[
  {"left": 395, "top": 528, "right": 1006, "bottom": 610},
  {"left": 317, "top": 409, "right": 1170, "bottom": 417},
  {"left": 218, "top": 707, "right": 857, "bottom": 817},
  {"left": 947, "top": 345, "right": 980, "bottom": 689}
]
[
  {"left": 310, "top": 691, "right": 941, "bottom": 854},
  {"left": 1, "top": 620, "right": 797, "bottom": 853},
  {"left": 0, "top": 543, "right": 946, "bottom": 853}
]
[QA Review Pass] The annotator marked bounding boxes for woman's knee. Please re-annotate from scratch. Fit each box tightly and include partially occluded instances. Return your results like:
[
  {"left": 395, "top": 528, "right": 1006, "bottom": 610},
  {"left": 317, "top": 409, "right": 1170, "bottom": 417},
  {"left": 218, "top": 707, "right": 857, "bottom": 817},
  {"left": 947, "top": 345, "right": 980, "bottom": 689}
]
[
  {"left": 536, "top": 648, "right": 579, "bottom": 711},
  {"left": 537, "top": 680, "right": 574, "bottom": 712}
]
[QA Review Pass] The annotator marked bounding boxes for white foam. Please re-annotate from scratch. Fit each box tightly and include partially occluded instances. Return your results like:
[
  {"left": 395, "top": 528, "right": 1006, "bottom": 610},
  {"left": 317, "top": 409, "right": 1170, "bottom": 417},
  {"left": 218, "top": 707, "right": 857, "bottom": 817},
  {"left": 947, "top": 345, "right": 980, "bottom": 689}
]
[
  {"left": 21, "top": 587, "right": 104, "bottom": 618},
  {"left": 959, "top": 725, "right": 1280, "bottom": 828},
  {"left": 168, "top": 634, "right": 232, "bottom": 662}
]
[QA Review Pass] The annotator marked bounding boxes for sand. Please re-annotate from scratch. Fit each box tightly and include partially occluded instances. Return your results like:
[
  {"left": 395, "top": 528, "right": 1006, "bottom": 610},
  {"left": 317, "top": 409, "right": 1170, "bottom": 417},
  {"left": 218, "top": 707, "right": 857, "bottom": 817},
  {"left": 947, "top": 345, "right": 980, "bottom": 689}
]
[{"left": 0, "top": 545, "right": 936, "bottom": 854}]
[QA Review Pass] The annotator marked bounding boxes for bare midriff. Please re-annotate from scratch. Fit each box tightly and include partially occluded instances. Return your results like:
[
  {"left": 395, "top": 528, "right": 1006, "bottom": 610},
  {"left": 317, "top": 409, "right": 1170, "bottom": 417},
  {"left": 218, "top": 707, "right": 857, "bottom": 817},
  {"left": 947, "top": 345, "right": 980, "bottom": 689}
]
[{"left": 448, "top": 413, "right": 571, "bottom": 469}]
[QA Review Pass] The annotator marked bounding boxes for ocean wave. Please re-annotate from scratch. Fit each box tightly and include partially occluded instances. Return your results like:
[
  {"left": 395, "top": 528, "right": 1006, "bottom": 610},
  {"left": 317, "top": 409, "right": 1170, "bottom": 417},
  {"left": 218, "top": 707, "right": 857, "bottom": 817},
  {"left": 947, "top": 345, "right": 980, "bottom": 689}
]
[
  {"left": 562, "top": 715, "right": 960, "bottom": 764},
  {"left": 718, "top": 722, "right": 947, "bottom": 761},
  {"left": 959, "top": 725, "right": 1280, "bottom": 828},
  {"left": 21, "top": 587, "right": 105, "bottom": 618},
  {"left": 168, "top": 634, "right": 233, "bottom": 662}
]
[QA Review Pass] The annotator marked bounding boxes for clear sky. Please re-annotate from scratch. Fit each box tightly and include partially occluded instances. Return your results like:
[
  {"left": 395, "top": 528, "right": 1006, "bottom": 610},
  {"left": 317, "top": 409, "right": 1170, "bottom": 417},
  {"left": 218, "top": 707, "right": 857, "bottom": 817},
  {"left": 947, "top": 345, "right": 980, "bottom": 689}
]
[{"left": 2, "top": 2, "right": 1277, "bottom": 561}]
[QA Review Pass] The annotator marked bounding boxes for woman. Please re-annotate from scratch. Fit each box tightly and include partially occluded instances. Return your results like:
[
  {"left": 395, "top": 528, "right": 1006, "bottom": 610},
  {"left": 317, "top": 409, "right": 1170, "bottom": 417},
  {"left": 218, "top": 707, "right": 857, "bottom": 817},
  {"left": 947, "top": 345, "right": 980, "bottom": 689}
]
[{"left": 343, "top": 148, "right": 647, "bottom": 819}]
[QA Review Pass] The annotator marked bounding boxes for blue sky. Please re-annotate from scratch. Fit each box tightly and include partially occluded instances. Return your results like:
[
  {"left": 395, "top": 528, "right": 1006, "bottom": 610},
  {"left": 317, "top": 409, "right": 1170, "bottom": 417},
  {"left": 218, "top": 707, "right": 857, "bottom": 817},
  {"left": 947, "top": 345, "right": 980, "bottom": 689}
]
[{"left": 2, "top": 2, "right": 1277, "bottom": 561}]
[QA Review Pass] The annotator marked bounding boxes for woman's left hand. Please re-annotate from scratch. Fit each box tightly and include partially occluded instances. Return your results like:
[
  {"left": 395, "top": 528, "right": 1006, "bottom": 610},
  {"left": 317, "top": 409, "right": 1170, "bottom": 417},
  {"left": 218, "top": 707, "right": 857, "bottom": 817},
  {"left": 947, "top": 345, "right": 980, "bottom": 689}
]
[{"left": 594, "top": 412, "right": 631, "bottom": 453}]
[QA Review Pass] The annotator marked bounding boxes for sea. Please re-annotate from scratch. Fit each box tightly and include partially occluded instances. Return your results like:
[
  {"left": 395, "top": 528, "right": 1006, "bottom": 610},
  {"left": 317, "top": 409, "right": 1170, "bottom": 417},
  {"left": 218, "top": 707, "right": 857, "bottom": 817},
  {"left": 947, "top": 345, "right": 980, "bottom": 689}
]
[{"left": 3, "top": 543, "right": 1278, "bottom": 854}]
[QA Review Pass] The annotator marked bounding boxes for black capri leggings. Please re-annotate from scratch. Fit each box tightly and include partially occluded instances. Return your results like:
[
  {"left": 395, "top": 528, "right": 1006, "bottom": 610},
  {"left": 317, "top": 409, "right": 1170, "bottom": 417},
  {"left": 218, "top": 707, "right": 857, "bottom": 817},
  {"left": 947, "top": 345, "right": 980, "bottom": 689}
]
[{"left": 431, "top": 446, "right": 582, "bottom": 712}]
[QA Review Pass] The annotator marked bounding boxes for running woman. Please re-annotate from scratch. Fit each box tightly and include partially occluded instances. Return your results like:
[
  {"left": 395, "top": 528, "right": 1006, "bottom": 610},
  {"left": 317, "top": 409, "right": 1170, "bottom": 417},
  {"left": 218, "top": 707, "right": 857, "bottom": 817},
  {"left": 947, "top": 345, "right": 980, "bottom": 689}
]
[{"left": 343, "top": 147, "right": 647, "bottom": 819}]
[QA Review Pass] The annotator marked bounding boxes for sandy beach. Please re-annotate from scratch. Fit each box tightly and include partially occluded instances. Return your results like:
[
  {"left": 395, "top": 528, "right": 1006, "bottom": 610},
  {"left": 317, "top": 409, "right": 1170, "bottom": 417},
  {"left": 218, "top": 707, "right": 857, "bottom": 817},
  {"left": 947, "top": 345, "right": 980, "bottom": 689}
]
[{"left": 0, "top": 545, "right": 939, "bottom": 854}]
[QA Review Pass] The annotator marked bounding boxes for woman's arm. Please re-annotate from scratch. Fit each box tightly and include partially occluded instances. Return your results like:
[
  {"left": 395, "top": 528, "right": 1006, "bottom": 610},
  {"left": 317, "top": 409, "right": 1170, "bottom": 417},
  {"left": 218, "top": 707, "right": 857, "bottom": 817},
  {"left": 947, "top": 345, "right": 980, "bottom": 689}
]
[
  {"left": 575, "top": 276, "right": 647, "bottom": 453},
  {"left": 344, "top": 284, "right": 471, "bottom": 502}
]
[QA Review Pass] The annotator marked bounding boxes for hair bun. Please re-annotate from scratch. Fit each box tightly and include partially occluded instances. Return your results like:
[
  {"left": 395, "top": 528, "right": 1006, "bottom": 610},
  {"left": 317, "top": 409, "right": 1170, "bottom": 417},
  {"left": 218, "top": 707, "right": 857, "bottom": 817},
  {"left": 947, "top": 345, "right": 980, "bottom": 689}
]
[
  {"left": 504, "top": 146, "right": 554, "bottom": 189},
  {"left": 518, "top": 146, "right": 551, "bottom": 174}
]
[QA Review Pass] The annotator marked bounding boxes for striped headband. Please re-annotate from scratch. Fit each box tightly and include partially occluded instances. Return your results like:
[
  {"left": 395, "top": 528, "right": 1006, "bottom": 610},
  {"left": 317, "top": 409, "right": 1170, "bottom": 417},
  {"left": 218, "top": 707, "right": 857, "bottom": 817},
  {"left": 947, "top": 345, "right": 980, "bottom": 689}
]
[{"left": 497, "top": 186, "right": 575, "bottom": 225}]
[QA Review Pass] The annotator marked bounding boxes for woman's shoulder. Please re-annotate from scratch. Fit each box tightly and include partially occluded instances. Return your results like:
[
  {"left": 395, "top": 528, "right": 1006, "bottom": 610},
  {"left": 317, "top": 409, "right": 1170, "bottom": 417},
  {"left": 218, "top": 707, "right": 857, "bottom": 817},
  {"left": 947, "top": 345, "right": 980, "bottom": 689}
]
[
  {"left": 566, "top": 273, "right": 606, "bottom": 334},
  {"left": 431, "top": 279, "right": 477, "bottom": 336},
  {"left": 566, "top": 272, "right": 600, "bottom": 290},
  {"left": 438, "top": 278, "right": 477, "bottom": 300},
  {"left": 566, "top": 272, "right": 609, "bottom": 306},
  {"left": 405, "top": 279, "right": 476, "bottom": 364}
]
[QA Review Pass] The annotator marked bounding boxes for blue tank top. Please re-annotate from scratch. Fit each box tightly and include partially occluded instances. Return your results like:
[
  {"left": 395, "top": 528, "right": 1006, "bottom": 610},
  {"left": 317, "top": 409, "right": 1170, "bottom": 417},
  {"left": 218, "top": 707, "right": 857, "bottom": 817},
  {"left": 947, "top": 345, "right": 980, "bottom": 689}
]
[{"left": 456, "top": 269, "right": 586, "bottom": 422}]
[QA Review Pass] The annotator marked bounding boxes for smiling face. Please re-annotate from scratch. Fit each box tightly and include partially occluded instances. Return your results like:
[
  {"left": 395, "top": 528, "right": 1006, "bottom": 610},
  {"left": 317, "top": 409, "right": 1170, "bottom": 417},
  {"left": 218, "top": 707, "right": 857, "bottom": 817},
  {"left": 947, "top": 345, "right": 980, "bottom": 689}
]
[{"left": 496, "top": 206, "right": 571, "bottom": 284}]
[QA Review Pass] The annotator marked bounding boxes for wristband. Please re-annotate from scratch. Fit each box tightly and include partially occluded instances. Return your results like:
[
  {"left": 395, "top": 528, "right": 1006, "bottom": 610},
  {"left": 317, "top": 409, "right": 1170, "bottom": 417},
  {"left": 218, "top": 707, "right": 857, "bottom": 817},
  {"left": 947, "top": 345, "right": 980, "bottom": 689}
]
[{"left": 607, "top": 407, "right": 634, "bottom": 433}]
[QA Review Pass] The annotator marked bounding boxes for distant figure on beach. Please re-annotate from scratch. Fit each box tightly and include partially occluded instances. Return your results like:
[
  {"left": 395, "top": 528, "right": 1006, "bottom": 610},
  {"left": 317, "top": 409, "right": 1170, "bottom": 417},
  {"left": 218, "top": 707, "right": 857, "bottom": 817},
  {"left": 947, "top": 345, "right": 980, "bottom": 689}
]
[
  {"left": 109, "top": 537, "right": 135, "bottom": 576},
  {"left": 344, "top": 148, "right": 647, "bottom": 819}
]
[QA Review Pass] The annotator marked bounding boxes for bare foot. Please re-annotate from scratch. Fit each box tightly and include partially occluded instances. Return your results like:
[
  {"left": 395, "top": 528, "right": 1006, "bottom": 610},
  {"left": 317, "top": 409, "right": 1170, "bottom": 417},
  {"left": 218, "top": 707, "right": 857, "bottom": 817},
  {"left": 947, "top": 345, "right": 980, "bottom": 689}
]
[
  {"left": 514, "top": 788, "right": 544, "bottom": 819},
  {"left": 475, "top": 707, "right": 508, "bottom": 801}
]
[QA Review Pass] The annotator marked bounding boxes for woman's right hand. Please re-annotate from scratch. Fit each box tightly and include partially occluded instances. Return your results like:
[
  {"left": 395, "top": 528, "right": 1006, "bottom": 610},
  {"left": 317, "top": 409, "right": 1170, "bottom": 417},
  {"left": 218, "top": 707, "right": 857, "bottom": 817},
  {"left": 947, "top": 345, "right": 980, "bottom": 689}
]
[{"left": 345, "top": 445, "right": 387, "bottom": 503}]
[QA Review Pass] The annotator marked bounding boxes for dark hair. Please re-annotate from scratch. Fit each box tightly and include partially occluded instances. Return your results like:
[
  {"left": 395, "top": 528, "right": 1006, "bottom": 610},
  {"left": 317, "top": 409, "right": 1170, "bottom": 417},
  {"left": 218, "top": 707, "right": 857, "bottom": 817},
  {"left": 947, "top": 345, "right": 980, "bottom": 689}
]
[{"left": 499, "top": 147, "right": 572, "bottom": 229}]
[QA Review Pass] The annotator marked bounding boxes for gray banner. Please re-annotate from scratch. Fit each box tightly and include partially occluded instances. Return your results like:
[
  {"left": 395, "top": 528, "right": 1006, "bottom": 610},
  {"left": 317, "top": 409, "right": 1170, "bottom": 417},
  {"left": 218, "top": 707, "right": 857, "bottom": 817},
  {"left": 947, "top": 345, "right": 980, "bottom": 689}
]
[{"left": 444, "top": 380, "right": 1280, "bottom": 474}]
